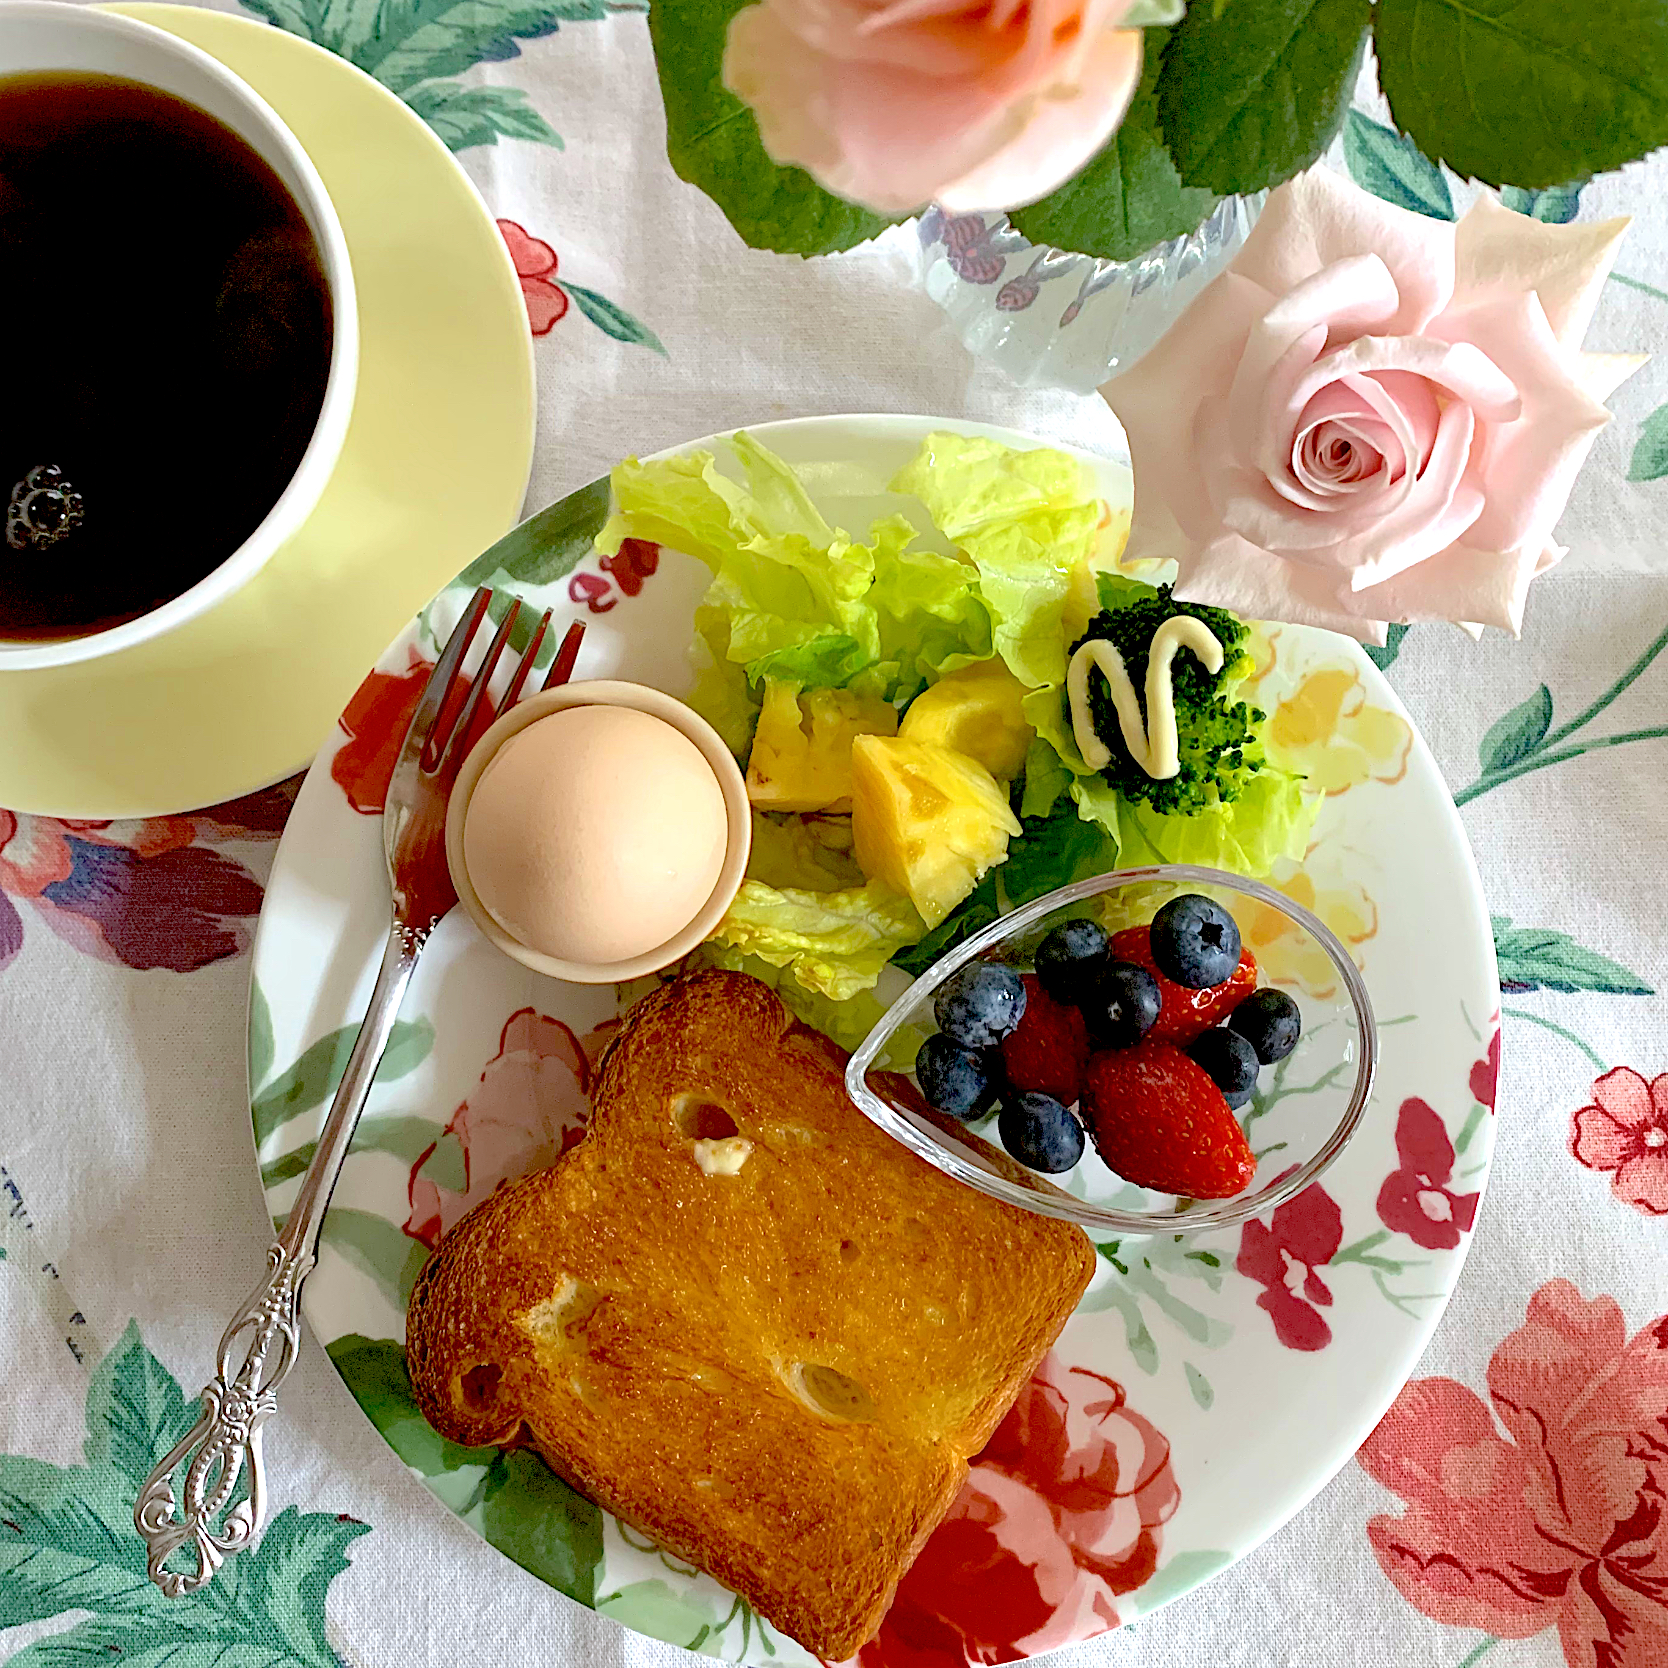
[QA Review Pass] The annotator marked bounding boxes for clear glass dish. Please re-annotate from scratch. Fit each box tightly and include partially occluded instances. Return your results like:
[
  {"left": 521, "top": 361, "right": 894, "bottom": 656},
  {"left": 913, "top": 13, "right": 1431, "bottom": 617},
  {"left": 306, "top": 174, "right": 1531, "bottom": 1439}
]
[{"left": 845, "top": 864, "right": 1376, "bottom": 1236}]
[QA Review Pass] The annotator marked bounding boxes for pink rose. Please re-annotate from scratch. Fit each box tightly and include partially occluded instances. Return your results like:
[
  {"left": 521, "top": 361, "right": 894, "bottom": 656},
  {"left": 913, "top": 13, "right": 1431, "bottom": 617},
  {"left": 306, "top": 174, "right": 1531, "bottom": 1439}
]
[
  {"left": 1103, "top": 168, "right": 1642, "bottom": 642},
  {"left": 723, "top": 0, "right": 1143, "bottom": 217}
]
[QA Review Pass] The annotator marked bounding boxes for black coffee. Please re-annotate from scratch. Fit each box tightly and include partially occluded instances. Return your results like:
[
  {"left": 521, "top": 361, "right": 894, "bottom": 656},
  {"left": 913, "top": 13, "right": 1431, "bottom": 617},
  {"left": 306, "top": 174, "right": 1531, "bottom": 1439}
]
[{"left": 0, "top": 72, "right": 333, "bottom": 642}]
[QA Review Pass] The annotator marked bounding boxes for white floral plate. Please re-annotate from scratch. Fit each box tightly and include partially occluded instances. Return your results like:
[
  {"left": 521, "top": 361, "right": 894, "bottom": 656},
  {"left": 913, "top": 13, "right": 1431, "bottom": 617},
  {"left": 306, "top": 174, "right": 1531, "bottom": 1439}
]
[{"left": 249, "top": 414, "right": 1500, "bottom": 1666}]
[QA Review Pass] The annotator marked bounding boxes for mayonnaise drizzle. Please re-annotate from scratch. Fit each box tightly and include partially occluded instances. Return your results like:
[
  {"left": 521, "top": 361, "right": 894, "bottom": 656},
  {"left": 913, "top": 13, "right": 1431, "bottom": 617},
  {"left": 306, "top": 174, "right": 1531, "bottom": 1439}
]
[{"left": 1067, "top": 616, "right": 1225, "bottom": 779}]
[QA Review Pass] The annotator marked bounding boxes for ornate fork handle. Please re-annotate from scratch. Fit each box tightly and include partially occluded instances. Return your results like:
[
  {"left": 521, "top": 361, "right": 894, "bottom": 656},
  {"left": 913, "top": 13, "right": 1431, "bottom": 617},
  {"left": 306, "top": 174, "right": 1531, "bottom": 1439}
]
[{"left": 135, "top": 925, "right": 422, "bottom": 1595}]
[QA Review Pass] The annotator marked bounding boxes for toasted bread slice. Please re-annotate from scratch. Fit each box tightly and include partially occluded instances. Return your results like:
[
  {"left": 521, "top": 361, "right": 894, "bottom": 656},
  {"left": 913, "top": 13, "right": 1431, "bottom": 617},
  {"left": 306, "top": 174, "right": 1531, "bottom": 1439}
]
[{"left": 406, "top": 970, "right": 1093, "bottom": 1658}]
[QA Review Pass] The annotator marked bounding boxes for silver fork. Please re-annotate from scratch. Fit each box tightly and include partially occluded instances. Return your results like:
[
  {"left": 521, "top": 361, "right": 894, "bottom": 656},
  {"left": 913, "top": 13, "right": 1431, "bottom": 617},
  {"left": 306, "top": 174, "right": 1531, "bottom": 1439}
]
[{"left": 134, "top": 588, "right": 583, "bottom": 1597}]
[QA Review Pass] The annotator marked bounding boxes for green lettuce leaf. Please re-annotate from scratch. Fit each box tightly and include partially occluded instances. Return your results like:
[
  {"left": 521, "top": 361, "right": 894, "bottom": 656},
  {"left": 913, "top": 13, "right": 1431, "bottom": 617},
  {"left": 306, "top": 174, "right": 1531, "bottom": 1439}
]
[
  {"left": 745, "top": 811, "right": 865, "bottom": 892},
  {"left": 702, "top": 947, "right": 922, "bottom": 1063},
  {"left": 1115, "top": 767, "right": 1317, "bottom": 873},
  {"left": 601, "top": 433, "right": 1004, "bottom": 703},
  {"left": 707, "top": 879, "right": 926, "bottom": 1000},
  {"left": 891, "top": 433, "right": 1102, "bottom": 689},
  {"left": 686, "top": 604, "right": 759, "bottom": 758}
]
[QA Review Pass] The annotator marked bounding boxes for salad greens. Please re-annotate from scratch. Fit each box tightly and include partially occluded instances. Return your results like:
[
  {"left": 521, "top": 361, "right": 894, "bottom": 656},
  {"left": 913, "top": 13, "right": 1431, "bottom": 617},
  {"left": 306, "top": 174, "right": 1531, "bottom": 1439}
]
[{"left": 596, "top": 430, "right": 1315, "bottom": 1004}]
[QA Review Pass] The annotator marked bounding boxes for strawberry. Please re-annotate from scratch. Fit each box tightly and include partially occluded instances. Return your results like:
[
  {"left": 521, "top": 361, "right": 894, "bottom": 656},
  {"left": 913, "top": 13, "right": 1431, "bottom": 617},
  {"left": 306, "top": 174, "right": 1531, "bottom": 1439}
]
[
  {"left": 1111, "top": 925, "right": 1258, "bottom": 1044},
  {"left": 1000, "top": 975, "right": 1090, "bottom": 1105},
  {"left": 1083, "top": 1040, "right": 1256, "bottom": 1198}
]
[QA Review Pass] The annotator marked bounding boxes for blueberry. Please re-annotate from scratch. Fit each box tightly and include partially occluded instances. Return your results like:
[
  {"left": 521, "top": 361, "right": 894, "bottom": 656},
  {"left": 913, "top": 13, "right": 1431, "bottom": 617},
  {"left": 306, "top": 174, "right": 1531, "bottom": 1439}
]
[
  {"left": 1223, "top": 1081, "right": 1256, "bottom": 1111},
  {"left": 1082, "top": 960, "right": 1161, "bottom": 1049},
  {"left": 916, "top": 1034, "right": 999, "bottom": 1119},
  {"left": 1187, "top": 1027, "right": 1260, "bottom": 1098},
  {"left": 1034, "top": 918, "right": 1110, "bottom": 1005},
  {"left": 998, "top": 1092, "right": 1085, "bottom": 1173},
  {"left": 1228, "top": 988, "right": 1302, "bottom": 1063},
  {"left": 1150, "top": 894, "right": 1241, "bottom": 989},
  {"left": 934, "top": 962, "right": 1027, "bottom": 1049}
]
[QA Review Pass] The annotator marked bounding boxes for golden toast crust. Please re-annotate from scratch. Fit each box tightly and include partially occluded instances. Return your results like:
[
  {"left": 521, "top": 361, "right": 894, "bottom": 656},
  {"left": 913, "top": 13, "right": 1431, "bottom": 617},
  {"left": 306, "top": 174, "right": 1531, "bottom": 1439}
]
[{"left": 406, "top": 970, "right": 1093, "bottom": 1658}]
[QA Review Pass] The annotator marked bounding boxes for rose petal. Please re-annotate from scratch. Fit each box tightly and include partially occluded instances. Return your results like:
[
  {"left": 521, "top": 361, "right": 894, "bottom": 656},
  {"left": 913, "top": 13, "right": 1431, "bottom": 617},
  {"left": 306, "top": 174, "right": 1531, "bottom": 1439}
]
[
  {"left": 1352, "top": 538, "right": 1541, "bottom": 635},
  {"left": 938, "top": 26, "right": 1143, "bottom": 212},
  {"left": 1300, "top": 334, "right": 1521, "bottom": 426},
  {"left": 1224, "top": 255, "right": 1400, "bottom": 492},
  {"left": 1231, "top": 167, "right": 1456, "bottom": 334},
  {"left": 1104, "top": 270, "right": 1268, "bottom": 558},
  {"left": 1575, "top": 351, "right": 1649, "bottom": 404},
  {"left": 1455, "top": 194, "right": 1631, "bottom": 350},
  {"left": 1216, "top": 400, "right": 1483, "bottom": 585},
  {"left": 1434, "top": 293, "right": 1613, "bottom": 555}
]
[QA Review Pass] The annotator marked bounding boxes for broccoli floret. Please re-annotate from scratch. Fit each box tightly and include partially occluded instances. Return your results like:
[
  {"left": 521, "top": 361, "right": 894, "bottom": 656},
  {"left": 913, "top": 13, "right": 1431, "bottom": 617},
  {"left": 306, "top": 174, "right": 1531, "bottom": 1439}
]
[{"left": 1070, "top": 584, "right": 1265, "bottom": 817}]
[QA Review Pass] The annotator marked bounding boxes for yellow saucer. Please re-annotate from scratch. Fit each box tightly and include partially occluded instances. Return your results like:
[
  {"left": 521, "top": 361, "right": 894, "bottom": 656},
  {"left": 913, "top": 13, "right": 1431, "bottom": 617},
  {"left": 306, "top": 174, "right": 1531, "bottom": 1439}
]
[{"left": 0, "top": 4, "right": 534, "bottom": 817}]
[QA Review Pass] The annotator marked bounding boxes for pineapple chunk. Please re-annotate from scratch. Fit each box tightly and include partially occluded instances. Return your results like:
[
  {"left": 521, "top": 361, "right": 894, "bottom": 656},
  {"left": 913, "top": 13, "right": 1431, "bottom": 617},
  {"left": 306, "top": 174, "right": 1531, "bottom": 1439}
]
[
  {"left": 745, "top": 680, "right": 898, "bottom": 813},
  {"left": 900, "top": 659, "right": 1034, "bottom": 781},
  {"left": 850, "top": 735, "right": 1021, "bottom": 927}
]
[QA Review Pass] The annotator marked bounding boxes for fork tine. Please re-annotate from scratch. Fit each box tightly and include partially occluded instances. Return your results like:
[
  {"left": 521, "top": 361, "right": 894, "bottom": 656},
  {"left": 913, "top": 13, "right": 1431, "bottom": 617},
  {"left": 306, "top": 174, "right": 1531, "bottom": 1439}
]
[
  {"left": 495, "top": 608, "right": 554, "bottom": 721},
  {"left": 544, "top": 621, "right": 585, "bottom": 690},
  {"left": 407, "top": 587, "right": 490, "bottom": 776},
  {"left": 433, "top": 597, "right": 521, "bottom": 776}
]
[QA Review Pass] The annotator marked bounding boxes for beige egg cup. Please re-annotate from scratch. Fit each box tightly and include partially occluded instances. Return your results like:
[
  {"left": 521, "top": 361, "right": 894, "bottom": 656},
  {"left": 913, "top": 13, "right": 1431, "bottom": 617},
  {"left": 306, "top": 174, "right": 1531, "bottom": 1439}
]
[{"left": 445, "top": 681, "right": 751, "bottom": 984}]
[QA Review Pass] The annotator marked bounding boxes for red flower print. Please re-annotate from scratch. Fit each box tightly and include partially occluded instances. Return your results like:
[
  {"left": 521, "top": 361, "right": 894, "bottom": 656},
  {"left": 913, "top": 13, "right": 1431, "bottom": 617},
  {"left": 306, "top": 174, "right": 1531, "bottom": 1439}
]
[
  {"left": 1377, "top": 1097, "right": 1480, "bottom": 1251},
  {"left": 861, "top": 1355, "right": 1179, "bottom": 1665},
  {"left": 331, "top": 649, "right": 434, "bottom": 815},
  {"left": 1471, "top": 1024, "right": 1501, "bottom": 1113},
  {"left": 0, "top": 787, "right": 289, "bottom": 974},
  {"left": 1359, "top": 1278, "right": 1668, "bottom": 1668},
  {"left": 405, "top": 1008, "right": 591, "bottom": 1248},
  {"left": 1572, "top": 1067, "right": 1668, "bottom": 1217},
  {"left": 601, "top": 537, "right": 659, "bottom": 596},
  {"left": 497, "top": 218, "right": 569, "bottom": 335},
  {"left": 570, "top": 538, "right": 662, "bottom": 615},
  {"left": 1237, "top": 1184, "right": 1343, "bottom": 1351}
]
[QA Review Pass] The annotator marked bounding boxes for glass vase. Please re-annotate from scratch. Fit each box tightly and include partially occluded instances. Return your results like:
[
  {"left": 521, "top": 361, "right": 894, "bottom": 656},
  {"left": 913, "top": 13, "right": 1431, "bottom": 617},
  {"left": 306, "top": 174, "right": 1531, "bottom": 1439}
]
[{"left": 915, "top": 194, "right": 1264, "bottom": 394}]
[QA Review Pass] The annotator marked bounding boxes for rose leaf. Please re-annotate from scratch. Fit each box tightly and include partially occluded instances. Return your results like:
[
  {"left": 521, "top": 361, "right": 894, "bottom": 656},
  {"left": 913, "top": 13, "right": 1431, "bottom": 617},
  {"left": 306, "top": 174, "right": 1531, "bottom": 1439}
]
[
  {"left": 1011, "top": 34, "right": 1219, "bottom": 261},
  {"left": 648, "top": 0, "right": 897, "bottom": 256},
  {"left": 1155, "top": 0, "right": 1371, "bottom": 195},
  {"left": 1377, "top": 0, "right": 1668, "bottom": 188}
]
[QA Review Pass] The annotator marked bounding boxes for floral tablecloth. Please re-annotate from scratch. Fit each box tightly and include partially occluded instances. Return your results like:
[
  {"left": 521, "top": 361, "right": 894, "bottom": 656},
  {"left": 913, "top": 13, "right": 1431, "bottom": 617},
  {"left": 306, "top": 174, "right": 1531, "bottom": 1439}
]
[{"left": 4, "top": 8, "right": 1667, "bottom": 1668}]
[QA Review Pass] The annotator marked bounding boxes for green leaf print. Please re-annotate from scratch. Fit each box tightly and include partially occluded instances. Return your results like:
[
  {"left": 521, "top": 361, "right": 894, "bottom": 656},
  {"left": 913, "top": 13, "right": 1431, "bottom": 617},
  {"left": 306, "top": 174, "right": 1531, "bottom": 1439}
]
[
  {"left": 1500, "top": 182, "right": 1584, "bottom": 223},
  {"left": 317, "top": 1209, "right": 432, "bottom": 1310},
  {"left": 565, "top": 282, "right": 668, "bottom": 355},
  {"left": 479, "top": 1450, "right": 605, "bottom": 1606},
  {"left": 238, "top": 0, "right": 641, "bottom": 152},
  {"left": 1477, "top": 683, "right": 1552, "bottom": 774},
  {"left": 1627, "top": 403, "right": 1668, "bottom": 482},
  {"left": 0, "top": 1322, "right": 368, "bottom": 1666},
  {"left": 1493, "top": 916, "right": 1654, "bottom": 996},
  {"left": 249, "top": 980, "right": 276, "bottom": 1092},
  {"left": 326, "top": 1335, "right": 501, "bottom": 1477},
  {"left": 596, "top": 1579, "right": 725, "bottom": 1650},
  {"left": 82, "top": 1321, "right": 190, "bottom": 1487},
  {"left": 1363, "top": 622, "right": 1411, "bottom": 673},
  {"left": 252, "top": 1018, "right": 435, "bottom": 1148},
  {"left": 456, "top": 475, "right": 612, "bottom": 590},
  {"left": 260, "top": 1113, "right": 446, "bottom": 1189},
  {"left": 1454, "top": 622, "right": 1668, "bottom": 805},
  {"left": 1342, "top": 110, "right": 1454, "bottom": 221},
  {"left": 402, "top": 80, "right": 562, "bottom": 150}
]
